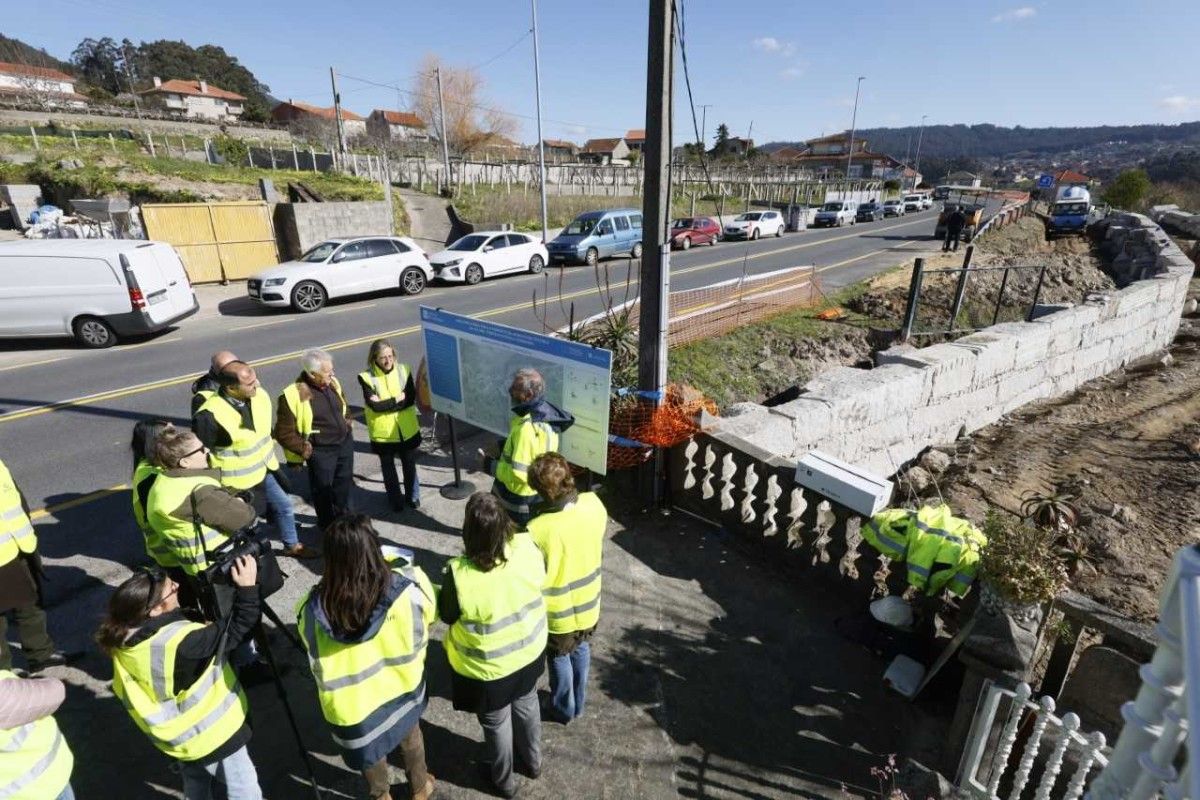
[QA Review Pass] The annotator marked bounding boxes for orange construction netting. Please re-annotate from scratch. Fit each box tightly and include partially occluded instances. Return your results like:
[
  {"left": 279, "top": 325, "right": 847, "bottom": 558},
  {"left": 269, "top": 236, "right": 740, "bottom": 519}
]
[{"left": 606, "top": 383, "right": 718, "bottom": 470}]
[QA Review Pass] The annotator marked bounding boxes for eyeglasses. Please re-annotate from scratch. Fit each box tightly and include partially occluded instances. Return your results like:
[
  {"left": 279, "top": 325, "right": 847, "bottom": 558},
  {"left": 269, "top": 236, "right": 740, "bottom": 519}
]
[
  {"left": 140, "top": 567, "right": 178, "bottom": 612},
  {"left": 180, "top": 443, "right": 207, "bottom": 462}
]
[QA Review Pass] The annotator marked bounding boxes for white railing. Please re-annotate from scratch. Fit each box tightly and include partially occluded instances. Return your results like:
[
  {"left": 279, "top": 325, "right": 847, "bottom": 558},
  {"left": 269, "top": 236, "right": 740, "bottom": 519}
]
[
  {"left": 1086, "top": 546, "right": 1200, "bottom": 800},
  {"left": 956, "top": 682, "right": 1108, "bottom": 800}
]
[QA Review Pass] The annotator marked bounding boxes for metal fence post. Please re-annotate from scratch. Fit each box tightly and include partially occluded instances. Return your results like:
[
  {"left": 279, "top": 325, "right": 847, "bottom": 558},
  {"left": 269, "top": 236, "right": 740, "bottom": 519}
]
[
  {"left": 992, "top": 267, "right": 1011, "bottom": 327},
  {"left": 947, "top": 245, "right": 974, "bottom": 332},
  {"left": 1027, "top": 265, "right": 1048, "bottom": 322},
  {"left": 900, "top": 258, "right": 926, "bottom": 342}
]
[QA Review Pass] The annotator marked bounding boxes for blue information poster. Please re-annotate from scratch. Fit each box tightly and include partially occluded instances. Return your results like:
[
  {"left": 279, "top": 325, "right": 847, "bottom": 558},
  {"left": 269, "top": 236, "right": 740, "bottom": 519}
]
[{"left": 420, "top": 307, "right": 613, "bottom": 474}]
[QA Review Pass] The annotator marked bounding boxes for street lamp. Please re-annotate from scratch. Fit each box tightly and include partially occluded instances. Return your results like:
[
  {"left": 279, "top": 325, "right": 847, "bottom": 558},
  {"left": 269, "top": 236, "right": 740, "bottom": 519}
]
[
  {"left": 914, "top": 114, "right": 928, "bottom": 180},
  {"left": 845, "top": 76, "right": 865, "bottom": 199}
]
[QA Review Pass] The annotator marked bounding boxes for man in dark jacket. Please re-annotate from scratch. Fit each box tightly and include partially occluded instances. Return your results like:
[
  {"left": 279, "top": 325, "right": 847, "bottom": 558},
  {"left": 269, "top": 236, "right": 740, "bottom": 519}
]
[
  {"left": 944, "top": 206, "right": 967, "bottom": 252},
  {"left": 190, "top": 350, "right": 239, "bottom": 417}
]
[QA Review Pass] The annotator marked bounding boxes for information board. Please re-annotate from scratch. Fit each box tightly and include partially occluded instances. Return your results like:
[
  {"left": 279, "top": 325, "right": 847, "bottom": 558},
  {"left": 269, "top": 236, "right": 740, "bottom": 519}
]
[{"left": 420, "top": 307, "right": 612, "bottom": 474}]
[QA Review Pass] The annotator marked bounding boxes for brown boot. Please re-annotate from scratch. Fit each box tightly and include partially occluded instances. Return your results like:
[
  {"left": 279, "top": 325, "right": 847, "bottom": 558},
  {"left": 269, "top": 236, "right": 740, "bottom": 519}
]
[{"left": 411, "top": 774, "right": 436, "bottom": 800}]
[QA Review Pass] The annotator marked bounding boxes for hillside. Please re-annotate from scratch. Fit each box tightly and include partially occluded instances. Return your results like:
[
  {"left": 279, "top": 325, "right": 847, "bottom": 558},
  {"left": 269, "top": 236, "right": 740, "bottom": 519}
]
[
  {"left": 0, "top": 34, "right": 74, "bottom": 74},
  {"left": 765, "top": 121, "right": 1200, "bottom": 161}
]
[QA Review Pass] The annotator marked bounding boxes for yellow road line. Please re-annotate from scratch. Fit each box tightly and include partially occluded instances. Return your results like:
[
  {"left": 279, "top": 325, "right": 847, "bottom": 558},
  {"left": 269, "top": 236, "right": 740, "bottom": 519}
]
[
  {"left": 0, "top": 356, "right": 65, "bottom": 374},
  {"left": 30, "top": 483, "right": 129, "bottom": 520}
]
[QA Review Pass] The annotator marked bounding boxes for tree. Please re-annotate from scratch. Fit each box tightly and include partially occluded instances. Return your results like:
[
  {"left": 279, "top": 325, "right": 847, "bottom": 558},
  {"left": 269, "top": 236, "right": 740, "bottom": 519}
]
[
  {"left": 1102, "top": 169, "right": 1151, "bottom": 210},
  {"left": 714, "top": 123, "right": 730, "bottom": 150},
  {"left": 71, "top": 37, "right": 124, "bottom": 95},
  {"left": 132, "top": 40, "right": 273, "bottom": 118},
  {"left": 409, "top": 54, "right": 517, "bottom": 156}
]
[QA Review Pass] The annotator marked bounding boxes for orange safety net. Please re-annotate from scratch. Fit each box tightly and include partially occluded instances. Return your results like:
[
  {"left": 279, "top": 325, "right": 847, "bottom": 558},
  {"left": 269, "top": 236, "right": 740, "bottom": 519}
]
[{"left": 606, "top": 383, "right": 718, "bottom": 469}]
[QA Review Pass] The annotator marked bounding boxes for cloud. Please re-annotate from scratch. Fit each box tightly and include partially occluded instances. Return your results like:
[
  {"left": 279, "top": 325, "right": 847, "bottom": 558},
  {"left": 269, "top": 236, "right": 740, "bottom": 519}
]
[
  {"left": 779, "top": 66, "right": 803, "bottom": 80},
  {"left": 753, "top": 37, "right": 796, "bottom": 57},
  {"left": 1160, "top": 95, "right": 1200, "bottom": 113},
  {"left": 990, "top": 6, "right": 1036, "bottom": 22}
]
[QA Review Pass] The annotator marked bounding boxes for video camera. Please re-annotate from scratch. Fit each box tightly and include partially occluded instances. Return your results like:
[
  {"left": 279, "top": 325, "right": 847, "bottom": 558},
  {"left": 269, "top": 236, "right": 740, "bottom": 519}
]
[{"left": 197, "top": 523, "right": 285, "bottom": 619}]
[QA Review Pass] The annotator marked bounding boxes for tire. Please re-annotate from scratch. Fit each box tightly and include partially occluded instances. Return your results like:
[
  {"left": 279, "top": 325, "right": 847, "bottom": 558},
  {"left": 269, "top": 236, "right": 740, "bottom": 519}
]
[
  {"left": 710, "top": 234, "right": 718, "bottom": 245},
  {"left": 400, "top": 267, "right": 426, "bottom": 296},
  {"left": 680, "top": 236, "right": 691, "bottom": 250},
  {"left": 775, "top": 226, "right": 784, "bottom": 238},
  {"left": 528, "top": 254, "right": 544, "bottom": 274},
  {"left": 585, "top": 247, "right": 599, "bottom": 267},
  {"left": 631, "top": 241, "right": 644, "bottom": 259},
  {"left": 464, "top": 264, "right": 484, "bottom": 285},
  {"left": 291, "top": 280, "right": 327, "bottom": 312},
  {"left": 750, "top": 228, "right": 760, "bottom": 240},
  {"left": 73, "top": 316, "right": 116, "bottom": 348}
]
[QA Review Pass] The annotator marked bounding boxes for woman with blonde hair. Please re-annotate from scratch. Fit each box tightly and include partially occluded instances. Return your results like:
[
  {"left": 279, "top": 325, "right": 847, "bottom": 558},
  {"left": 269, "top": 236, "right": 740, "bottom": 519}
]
[{"left": 358, "top": 339, "right": 422, "bottom": 512}]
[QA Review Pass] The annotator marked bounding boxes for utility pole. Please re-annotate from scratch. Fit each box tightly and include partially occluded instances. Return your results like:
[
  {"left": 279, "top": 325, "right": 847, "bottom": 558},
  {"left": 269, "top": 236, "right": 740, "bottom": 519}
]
[
  {"left": 639, "top": 0, "right": 673, "bottom": 504},
  {"left": 914, "top": 114, "right": 928, "bottom": 178},
  {"left": 330, "top": 67, "right": 347, "bottom": 160},
  {"left": 122, "top": 44, "right": 143, "bottom": 123},
  {"left": 845, "top": 76, "right": 865, "bottom": 197},
  {"left": 531, "top": 0, "right": 549, "bottom": 243},
  {"left": 699, "top": 103, "right": 712, "bottom": 147},
  {"left": 435, "top": 67, "right": 452, "bottom": 191}
]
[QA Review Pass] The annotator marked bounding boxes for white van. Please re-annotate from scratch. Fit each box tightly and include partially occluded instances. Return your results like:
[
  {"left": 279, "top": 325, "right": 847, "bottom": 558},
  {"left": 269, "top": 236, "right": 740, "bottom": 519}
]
[{"left": 0, "top": 240, "right": 199, "bottom": 347}]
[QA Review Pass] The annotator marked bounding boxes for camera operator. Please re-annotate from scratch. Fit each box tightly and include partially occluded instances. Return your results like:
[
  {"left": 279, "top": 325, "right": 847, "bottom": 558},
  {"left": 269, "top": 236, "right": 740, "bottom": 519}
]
[{"left": 97, "top": 555, "right": 263, "bottom": 800}]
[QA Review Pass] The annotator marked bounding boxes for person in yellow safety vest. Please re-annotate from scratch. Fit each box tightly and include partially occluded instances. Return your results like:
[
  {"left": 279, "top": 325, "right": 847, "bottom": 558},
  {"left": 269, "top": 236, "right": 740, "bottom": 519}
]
[
  {"left": 439, "top": 493, "right": 548, "bottom": 799},
  {"left": 129, "top": 418, "right": 176, "bottom": 566},
  {"left": 0, "top": 669, "right": 75, "bottom": 800},
  {"left": 0, "top": 456, "right": 69, "bottom": 674},
  {"left": 275, "top": 349, "right": 354, "bottom": 532},
  {"left": 482, "top": 368, "right": 575, "bottom": 526},
  {"left": 190, "top": 350, "right": 239, "bottom": 416},
  {"left": 298, "top": 515, "right": 437, "bottom": 800},
  {"left": 97, "top": 556, "right": 264, "bottom": 800},
  {"left": 526, "top": 453, "right": 606, "bottom": 725},
  {"left": 863, "top": 504, "right": 988, "bottom": 597},
  {"left": 195, "top": 361, "right": 315, "bottom": 558},
  {"left": 357, "top": 339, "right": 423, "bottom": 513}
]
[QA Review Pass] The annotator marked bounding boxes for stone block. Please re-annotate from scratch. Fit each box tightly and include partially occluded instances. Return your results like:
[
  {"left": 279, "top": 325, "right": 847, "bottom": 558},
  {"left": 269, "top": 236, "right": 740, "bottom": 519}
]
[
  {"left": 950, "top": 330, "right": 1018, "bottom": 382},
  {"left": 1058, "top": 645, "right": 1141, "bottom": 742},
  {"left": 801, "top": 365, "right": 929, "bottom": 428},
  {"left": 1029, "top": 302, "right": 1074, "bottom": 321}
]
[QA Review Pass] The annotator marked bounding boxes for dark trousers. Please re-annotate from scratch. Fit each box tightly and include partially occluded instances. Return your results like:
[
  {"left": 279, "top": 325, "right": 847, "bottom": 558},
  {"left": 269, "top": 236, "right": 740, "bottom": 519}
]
[
  {"left": 0, "top": 603, "right": 55, "bottom": 670},
  {"left": 944, "top": 228, "right": 962, "bottom": 251},
  {"left": 308, "top": 435, "right": 355, "bottom": 529},
  {"left": 377, "top": 444, "right": 420, "bottom": 510},
  {"left": 362, "top": 724, "right": 431, "bottom": 799}
]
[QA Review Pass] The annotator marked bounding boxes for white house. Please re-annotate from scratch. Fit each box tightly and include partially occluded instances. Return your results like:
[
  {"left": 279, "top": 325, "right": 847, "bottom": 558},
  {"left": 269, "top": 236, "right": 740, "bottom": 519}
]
[
  {"left": 0, "top": 61, "right": 87, "bottom": 108},
  {"left": 367, "top": 109, "right": 431, "bottom": 142},
  {"left": 139, "top": 78, "right": 246, "bottom": 121}
]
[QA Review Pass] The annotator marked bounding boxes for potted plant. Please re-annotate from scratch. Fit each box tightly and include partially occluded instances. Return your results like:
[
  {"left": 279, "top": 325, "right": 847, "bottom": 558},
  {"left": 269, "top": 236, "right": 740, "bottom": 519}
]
[{"left": 978, "top": 509, "right": 1069, "bottom": 623}]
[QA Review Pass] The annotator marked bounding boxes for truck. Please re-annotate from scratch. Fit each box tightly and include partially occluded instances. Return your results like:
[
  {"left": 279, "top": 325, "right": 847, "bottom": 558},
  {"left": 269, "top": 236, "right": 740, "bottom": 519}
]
[
  {"left": 1046, "top": 186, "right": 1091, "bottom": 238},
  {"left": 934, "top": 189, "right": 987, "bottom": 243}
]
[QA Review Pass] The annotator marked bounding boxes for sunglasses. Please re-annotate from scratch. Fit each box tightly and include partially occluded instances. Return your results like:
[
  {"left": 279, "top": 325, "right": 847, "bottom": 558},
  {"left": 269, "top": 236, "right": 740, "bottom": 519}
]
[
  {"left": 179, "top": 443, "right": 208, "bottom": 463},
  {"left": 141, "top": 567, "right": 179, "bottom": 612}
]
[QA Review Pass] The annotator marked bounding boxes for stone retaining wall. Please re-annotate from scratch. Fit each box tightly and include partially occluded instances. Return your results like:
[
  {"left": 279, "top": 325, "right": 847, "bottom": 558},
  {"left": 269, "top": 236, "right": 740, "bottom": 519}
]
[
  {"left": 714, "top": 213, "right": 1193, "bottom": 477},
  {"left": 273, "top": 201, "right": 392, "bottom": 259}
]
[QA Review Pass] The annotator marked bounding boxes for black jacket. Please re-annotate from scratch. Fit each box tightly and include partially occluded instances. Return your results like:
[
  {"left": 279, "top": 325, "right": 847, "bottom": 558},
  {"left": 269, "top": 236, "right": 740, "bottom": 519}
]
[
  {"left": 357, "top": 369, "right": 421, "bottom": 449},
  {"left": 190, "top": 371, "right": 221, "bottom": 417}
]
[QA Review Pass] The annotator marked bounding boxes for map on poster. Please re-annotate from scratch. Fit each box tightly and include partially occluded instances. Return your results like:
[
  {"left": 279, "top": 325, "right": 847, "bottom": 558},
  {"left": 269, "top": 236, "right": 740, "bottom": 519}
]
[{"left": 420, "top": 307, "right": 612, "bottom": 474}]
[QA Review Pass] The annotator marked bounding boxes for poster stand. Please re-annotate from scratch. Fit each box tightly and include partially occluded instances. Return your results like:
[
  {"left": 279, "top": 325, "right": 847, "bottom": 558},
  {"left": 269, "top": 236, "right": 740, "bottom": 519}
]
[{"left": 439, "top": 416, "right": 477, "bottom": 500}]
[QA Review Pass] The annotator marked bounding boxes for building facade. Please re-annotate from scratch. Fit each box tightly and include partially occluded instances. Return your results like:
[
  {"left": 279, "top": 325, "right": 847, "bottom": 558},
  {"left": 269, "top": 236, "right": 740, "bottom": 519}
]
[
  {"left": 367, "top": 109, "right": 430, "bottom": 141},
  {"left": 138, "top": 78, "right": 245, "bottom": 121},
  {"left": 0, "top": 62, "right": 87, "bottom": 108},
  {"left": 271, "top": 100, "right": 367, "bottom": 137}
]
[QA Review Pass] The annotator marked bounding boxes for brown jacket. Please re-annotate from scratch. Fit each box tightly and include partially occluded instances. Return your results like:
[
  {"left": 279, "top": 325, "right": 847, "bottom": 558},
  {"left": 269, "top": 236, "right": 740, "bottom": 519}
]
[
  {"left": 160, "top": 467, "right": 257, "bottom": 533},
  {"left": 273, "top": 374, "right": 351, "bottom": 460}
]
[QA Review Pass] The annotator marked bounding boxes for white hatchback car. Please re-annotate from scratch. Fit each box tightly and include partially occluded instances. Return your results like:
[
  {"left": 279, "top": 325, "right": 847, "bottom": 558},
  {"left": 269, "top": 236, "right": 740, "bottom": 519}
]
[
  {"left": 248, "top": 236, "right": 431, "bottom": 313},
  {"left": 429, "top": 231, "right": 549, "bottom": 284},
  {"left": 722, "top": 210, "right": 785, "bottom": 240}
]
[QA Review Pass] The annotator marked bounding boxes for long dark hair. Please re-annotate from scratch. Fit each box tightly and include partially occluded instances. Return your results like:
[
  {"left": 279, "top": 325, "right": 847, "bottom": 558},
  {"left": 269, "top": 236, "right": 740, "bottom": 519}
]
[
  {"left": 463, "top": 492, "right": 515, "bottom": 572},
  {"left": 318, "top": 514, "right": 392, "bottom": 636},
  {"left": 96, "top": 571, "right": 160, "bottom": 655},
  {"left": 131, "top": 418, "right": 173, "bottom": 470}
]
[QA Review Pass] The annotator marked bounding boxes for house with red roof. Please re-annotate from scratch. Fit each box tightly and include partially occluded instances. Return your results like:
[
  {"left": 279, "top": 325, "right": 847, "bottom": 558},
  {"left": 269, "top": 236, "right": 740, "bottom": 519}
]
[
  {"left": 624, "top": 128, "right": 646, "bottom": 152},
  {"left": 139, "top": 77, "right": 246, "bottom": 121},
  {"left": 270, "top": 100, "right": 367, "bottom": 136},
  {"left": 0, "top": 61, "right": 87, "bottom": 108},
  {"left": 368, "top": 109, "right": 431, "bottom": 142}
]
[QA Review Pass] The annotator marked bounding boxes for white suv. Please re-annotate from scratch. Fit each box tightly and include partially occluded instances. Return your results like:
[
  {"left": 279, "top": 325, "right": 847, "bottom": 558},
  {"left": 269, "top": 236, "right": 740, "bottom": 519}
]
[
  {"left": 814, "top": 201, "right": 858, "bottom": 227},
  {"left": 904, "top": 194, "right": 924, "bottom": 213},
  {"left": 723, "top": 210, "right": 785, "bottom": 240}
]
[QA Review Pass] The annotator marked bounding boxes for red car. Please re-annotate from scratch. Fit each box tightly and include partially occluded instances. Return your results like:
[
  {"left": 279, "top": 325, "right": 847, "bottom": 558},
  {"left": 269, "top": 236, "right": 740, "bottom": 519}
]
[{"left": 670, "top": 217, "right": 721, "bottom": 249}]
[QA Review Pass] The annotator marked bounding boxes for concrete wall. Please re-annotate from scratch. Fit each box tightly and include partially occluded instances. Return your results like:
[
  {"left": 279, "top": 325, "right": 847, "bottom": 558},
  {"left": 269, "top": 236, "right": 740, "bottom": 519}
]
[
  {"left": 715, "top": 213, "right": 1194, "bottom": 477},
  {"left": 273, "top": 201, "right": 392, "bottom": 260},
  {"left": 0, "top": 108, "right": 291, "bottom": 142},
  {"left": 1152, "top": 204, "right": 1200, "bottom": 239}
]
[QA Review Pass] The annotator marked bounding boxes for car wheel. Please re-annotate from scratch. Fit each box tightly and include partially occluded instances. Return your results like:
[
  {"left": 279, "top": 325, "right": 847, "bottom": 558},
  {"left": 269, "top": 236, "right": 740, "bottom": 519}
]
[
  {"left": 400, "top": 267, "right": 426, "bottom": 295},
  {"left": 751, "top": 228, "right": 760, "bottom": 240},
  {"left": 291, "top": 280, "right": 327, "bottom": 312},
  {"left": 776, "top": 226, "right": 784, "bottom": 237},
  {"left": 585, "top": 247, "right": 599, "bottom": 267},
  {"left": 73, "top": 315, "right": 116, "bottom": 348},
  {"left": 710, "top": 233, "right": 718, "bottom": 246},
  {"left": 631, "top": 241, "right": 644, "bottom": 259},
  {"left": 528, "top": 254, "right": 544, "bottom": 274},
  {"left": 464, "top": 264, "right": 484, "bottom": 285},
  {"left": 680, "top": 236, "right": 691, "bottom": 250}
]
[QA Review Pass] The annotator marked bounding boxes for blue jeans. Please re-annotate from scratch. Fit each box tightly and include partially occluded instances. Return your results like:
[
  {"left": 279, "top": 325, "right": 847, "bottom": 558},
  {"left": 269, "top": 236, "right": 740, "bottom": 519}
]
[
  {"left": 180, "top": 745, "right": 263, "bottom": 800},
  {"left": 262, "top": 472, "right": 298, "bottom": 548},
  {"left": 56, "top": 785, "right": 75, "bottom": 800},
  {"left": 547, "top": 640, "right": 590, "bottom": 721}
]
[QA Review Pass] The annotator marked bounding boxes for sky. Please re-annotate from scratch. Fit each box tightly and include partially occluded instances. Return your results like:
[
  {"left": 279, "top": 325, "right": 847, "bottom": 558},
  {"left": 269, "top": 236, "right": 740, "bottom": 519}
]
[{"left": 5, "top": 0, "right": 1200, "bottom": 147}]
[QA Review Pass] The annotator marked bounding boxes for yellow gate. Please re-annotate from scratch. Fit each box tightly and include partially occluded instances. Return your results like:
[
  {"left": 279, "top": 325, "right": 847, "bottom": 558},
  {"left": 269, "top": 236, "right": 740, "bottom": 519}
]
[{"left": 141, "top": 201, "right": 279, "bottom": 283}]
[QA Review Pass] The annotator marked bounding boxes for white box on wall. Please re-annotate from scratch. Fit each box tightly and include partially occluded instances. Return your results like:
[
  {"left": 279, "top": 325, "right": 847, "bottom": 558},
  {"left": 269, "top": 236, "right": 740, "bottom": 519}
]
[{"left": 795, "top": 450, "right": 894, "bottom": 517}]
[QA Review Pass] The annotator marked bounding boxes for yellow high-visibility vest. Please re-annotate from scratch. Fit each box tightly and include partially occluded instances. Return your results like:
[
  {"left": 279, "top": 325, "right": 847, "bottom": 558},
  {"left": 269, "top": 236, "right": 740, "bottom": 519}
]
[
  {"left": 444, "top": 535, "right": 547, "bottom": 682},
  {"left": 298, "top": 564, "right": 436, "bottom": 769},
  {"left": 111, "top": 620, "right": 248, "bottom": 762},
  {"left": 145, "top": 473, "right": 229, "bottom": 575},
  {"left": 0, "top": 458, "right": 36, "bottom": 569},
  {"left": 493, "top": 414, "right": 558, "bottom": 517},
  {"left": 198, "top": 391, "right": 280, "bottom": 489},
  {"left": 358, "top": 365, "right": 420, "bottom": 444},
  {"left": 279, "top": 378, "right": 348, "bottom": 465},
  {"left": 0, "top": 670, "right": 74, "bottom": 800},
  {"left": 528, "top": 492, "right": 607, "bottom": 635}
]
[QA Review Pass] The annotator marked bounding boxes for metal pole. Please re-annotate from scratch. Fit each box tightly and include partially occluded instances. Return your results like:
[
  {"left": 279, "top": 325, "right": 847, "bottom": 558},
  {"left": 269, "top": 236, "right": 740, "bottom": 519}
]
[
  {"left": 845, "top": 76, "right": 865, "bottom": 186},
  {"left": 531, "top": 0, "right": 550, "bottom": 243},
  {"left": 438, "top": 417, "right": 477, "bottom": 499},
  {"left": 699, "top": 104, "right": 711, "bottom": 148},
  {"left": 991, "top": 267, "right": 1011, "bottom": 327},
  {"left": 947, "top": 245, "right": 974, "bottom": 331},
  {"left": 330, "top": 67, "right": 347, "bottom": 157},
  {"left": 436, "top": 67, "right": 452, "bottom": 191},
  {"left": 914, "top": 114, "right": 928, "bottom": 175},
  {"left": 900, "top": 258, "right": 925, "bottom": 342},
  {"left": 1026, "top": 265, "right": 1047, "bottom": 322}
]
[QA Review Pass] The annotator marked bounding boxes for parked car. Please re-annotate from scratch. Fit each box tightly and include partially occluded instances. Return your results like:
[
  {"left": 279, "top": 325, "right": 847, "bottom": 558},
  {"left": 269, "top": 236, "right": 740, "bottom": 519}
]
[
  {"left": 547, "top": 208, "right": 643, "bottom": 266},
  {"left": 0, "top": 239, "right": 199, "bottom": 348},
  {"left": 882, "top": 199, "right": 906, "bottom": 217},
  {"left": 919, "top": 194, "right": 933, "bottom": 210},
  {"left": 670, "top": 217, "right": 721, "bottom": 249},
  {"left": 856, "top": 202, "right": 883, "bottom": 223},
  {"left": 723, "top": 210, "right": 785, "bottom": 240},
  {"left": 813, "top": 201, "right": 858, "bottom": 227},
  {"left": 903, "top": 194, "right": 925, "bottom": 213},
  {"left": 248, "top": 236, "right": 431, "bottom": 313},
  {"left": 429, "top": 231, "right": 549, "bottom": 284}
]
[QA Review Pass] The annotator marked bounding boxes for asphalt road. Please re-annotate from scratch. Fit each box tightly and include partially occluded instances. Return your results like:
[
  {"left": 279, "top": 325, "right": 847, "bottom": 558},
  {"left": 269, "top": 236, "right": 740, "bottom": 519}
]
[{"left": 0, "top": 208, "right": 948, "bottom": 517}]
